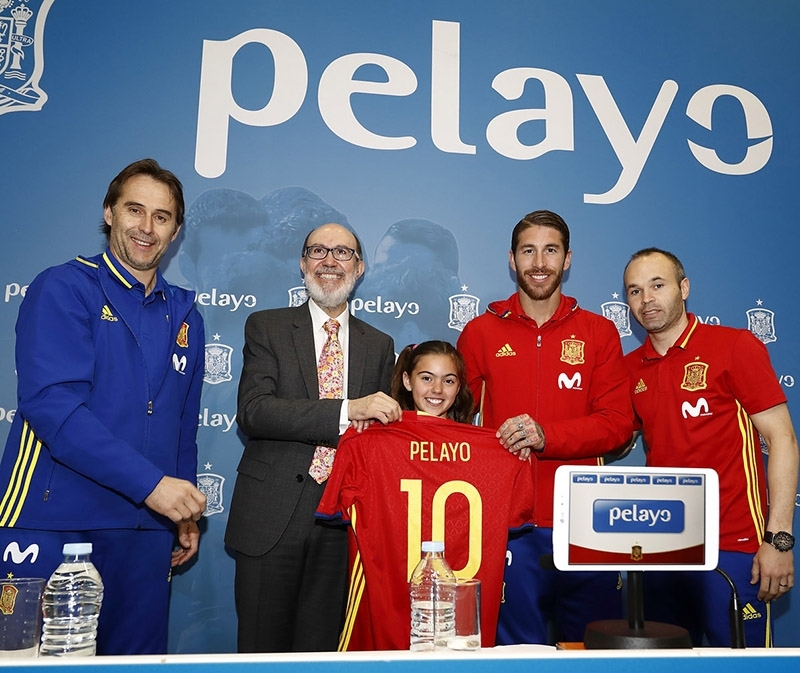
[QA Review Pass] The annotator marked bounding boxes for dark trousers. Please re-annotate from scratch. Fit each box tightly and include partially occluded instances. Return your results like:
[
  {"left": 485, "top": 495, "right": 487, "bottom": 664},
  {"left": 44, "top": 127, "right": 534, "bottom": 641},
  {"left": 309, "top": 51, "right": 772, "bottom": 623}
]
[
  {"left": 234, "top": 477, "right": 348, "bottom": 652},
  {"left": 643, "top": 550, "right": 772, "bottom": 647},
  {"left": 0, "top": 527, "right": 173, "bottom": 655},
  {"left": 497, "top": 527, "right": 623, "bottom": 644}
]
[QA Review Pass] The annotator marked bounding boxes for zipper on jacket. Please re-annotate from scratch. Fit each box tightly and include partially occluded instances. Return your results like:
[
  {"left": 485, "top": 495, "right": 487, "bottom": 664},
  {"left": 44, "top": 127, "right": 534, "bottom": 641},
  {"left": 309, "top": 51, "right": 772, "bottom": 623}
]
[
  {"left": 147, "top": 400, "right": 153, "bottom": 415},
  {"left": 532, "top": 331, "right": 543, "bottom": 524}
]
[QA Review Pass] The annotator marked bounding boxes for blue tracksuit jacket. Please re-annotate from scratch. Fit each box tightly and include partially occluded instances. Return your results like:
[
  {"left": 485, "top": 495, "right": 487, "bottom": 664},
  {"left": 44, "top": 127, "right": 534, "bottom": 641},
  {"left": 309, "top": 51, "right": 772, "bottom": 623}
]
[{"left": 0, "top": 250, "right": 204, "bottom": 531}]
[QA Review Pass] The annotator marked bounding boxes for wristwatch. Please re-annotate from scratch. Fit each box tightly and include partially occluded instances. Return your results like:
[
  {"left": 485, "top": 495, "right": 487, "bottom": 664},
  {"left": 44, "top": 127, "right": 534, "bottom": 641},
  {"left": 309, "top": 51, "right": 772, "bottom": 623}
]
[{"left": 764, "top": 530, "right": 795, "bottom": 552}]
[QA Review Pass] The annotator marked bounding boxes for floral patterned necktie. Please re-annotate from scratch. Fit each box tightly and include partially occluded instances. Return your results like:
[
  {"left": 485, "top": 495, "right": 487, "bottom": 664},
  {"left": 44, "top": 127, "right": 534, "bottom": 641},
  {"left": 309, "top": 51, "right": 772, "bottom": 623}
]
[{"left": 309, "top": 319, "right": 343, "bottom": 483}]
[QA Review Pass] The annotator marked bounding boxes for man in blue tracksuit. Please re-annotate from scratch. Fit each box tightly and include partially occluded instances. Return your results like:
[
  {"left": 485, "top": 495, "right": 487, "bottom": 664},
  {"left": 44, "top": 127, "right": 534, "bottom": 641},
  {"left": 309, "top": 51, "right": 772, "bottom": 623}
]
[{"left": 0, "top": 159, "right": 207, "bottom": 655}]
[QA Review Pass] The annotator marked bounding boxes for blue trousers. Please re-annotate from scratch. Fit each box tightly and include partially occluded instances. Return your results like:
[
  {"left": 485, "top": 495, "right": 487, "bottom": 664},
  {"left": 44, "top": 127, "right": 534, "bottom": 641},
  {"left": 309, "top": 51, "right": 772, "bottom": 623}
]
[
  {"left": 642, "top": 550, "right": 772, "bottom": 647},
  {"left": 496, "top": 527, "right": 623, "bottom": 644},
  {"left": 0, "top": 527, "right": 174, "bottom": 655}
]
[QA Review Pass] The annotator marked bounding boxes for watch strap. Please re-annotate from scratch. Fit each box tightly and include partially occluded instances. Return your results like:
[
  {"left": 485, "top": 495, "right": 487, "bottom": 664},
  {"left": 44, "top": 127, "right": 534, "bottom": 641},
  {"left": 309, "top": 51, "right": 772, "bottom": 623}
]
[{"left": 765, "top": 530, "right": 795, "bottom": 551}]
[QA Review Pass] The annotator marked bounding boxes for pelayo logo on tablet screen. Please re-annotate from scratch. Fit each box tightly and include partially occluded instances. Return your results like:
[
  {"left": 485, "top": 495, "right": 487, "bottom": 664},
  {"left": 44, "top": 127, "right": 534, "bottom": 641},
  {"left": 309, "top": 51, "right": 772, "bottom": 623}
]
[{"left": 592, "top": 500, "right": 685, "bottom": 534}]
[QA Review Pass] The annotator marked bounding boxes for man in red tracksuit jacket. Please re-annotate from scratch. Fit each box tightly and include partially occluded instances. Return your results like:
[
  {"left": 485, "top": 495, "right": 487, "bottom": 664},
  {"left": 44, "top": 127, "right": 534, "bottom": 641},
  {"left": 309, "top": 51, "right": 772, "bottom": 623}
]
[{"left": 457, "top": 209, "right": 633, "bottom": 645}]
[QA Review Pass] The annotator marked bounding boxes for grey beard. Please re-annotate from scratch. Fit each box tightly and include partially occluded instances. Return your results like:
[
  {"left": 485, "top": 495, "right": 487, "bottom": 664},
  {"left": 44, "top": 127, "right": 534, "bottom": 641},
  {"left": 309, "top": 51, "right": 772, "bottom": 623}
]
[{"left": 304, "top": 273, "right": 356, "bottom": 309}]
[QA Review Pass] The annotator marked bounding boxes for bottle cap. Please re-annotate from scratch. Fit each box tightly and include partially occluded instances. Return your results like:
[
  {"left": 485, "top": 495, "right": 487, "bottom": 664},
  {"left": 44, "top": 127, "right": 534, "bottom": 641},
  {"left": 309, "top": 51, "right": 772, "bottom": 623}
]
[
  {"left": 421, "top": 541, "right": 444, "bottom": 553},
  {"left": 62, "top": 542, "right": 92, "bottom": 555}
]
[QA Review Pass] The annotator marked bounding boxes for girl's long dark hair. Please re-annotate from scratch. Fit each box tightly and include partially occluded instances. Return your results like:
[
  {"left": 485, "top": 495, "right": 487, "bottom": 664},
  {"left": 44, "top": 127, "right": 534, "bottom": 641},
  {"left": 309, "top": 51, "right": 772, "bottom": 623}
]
[{"left": 390, "top": 340, "right": 474, "bottom": 424}]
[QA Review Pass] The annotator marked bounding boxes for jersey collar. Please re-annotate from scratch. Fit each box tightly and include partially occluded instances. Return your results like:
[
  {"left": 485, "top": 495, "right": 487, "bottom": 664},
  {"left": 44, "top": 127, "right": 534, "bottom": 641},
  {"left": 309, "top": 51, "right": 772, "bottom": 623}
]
[
  {"left": 489, "top": 292, "right": 578, "bottom": 327},
  {"left": 641, "top": 313, "right": 700, "bottom": 360},
  {"left": 101, "top": 249, "right": 166, "bottom": 295}
]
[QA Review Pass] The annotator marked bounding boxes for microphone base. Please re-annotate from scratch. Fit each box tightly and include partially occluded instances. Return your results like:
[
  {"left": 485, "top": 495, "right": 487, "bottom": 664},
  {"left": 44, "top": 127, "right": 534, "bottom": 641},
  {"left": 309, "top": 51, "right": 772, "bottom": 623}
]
[{"left": 584, "top": 619, "right": 693, "bottom": 649}]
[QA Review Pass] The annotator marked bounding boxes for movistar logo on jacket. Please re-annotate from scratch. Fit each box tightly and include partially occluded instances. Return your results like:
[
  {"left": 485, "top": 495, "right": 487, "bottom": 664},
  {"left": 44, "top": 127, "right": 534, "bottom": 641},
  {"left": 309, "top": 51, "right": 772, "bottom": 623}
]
[{"left": 558, "top": 372, "right": 582, "bottom": 389}]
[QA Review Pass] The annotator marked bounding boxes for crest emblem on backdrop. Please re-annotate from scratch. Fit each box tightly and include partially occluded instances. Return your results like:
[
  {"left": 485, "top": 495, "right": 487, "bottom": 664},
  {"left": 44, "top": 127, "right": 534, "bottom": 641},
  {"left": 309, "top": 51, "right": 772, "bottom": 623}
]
[
  {"left": 288, "top": 286, "right": 308, "bottom": 307},
  {"left": 0, "top": 0, "right": 54, "bottom": 116},
  {"left": 204, "top": 343, "right": 233, "bottom": 385},
  {"left": 448, "top": 290, "right": 480, "bottom": 332},
  {"left": 746, "top": 306, "right": 777, "bottom": 344},
  {"left": 197, "top": 473, "right": 225, "bottom": 516},
  {"left": 601, "top": 300, "right": 633, "bottom": 338}
]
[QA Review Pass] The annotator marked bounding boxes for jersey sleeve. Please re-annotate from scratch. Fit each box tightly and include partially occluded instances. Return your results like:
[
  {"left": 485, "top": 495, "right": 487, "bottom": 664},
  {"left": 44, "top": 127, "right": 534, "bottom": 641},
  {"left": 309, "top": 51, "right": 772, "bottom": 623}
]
[
  {"left": 177, "top": 307, "right": 205, "bottom": 484},
  {"left": 541, "top": 317, "right": 634, "bottom": 458},
  {"left": 315, "top": 427, "right": 364, "bottom": 522},
  {"left": 15, "top": 266, "right": 164, "bottom": 504},
  {"left": 727, "top": 330, "right": 786, "bottom": 415}
]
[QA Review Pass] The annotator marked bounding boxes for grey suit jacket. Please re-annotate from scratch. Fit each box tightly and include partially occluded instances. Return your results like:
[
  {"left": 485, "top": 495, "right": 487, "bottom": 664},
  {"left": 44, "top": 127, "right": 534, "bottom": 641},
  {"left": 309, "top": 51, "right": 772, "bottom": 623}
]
[{"left": 224, "top": 303, "right": 395, "bottom": 556}]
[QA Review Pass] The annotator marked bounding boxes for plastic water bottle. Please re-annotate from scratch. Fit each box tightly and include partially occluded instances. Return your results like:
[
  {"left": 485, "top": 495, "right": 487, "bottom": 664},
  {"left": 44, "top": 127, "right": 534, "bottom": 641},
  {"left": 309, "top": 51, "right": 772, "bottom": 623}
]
[
  {"left": 40, "top": 542, "right": 104, "bottom": 657},
  {"left": 409, "top": 540, "right": 456, "bottom": 651}
]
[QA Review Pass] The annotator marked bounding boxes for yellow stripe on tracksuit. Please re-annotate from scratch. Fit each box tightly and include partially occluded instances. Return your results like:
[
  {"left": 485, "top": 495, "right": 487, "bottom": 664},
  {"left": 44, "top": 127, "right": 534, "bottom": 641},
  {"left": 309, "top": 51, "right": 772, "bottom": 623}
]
[
  {"left": 101, "top": 252, "right": 133, "bottom": 288},
  {"left": 764, "top": 602, "right": 772, "bottom": 647},
  {"left": 338, "top": 505, "right": 366, "bottom": 652},
  {"left": 736, "top": 399, "right": 774, "bottom": 647},
  {"left": 737, "top": 400, "right": 765, "bottom": 543},
  {"left": 0, "top": 421, "right": 42, "bottom": 527}
]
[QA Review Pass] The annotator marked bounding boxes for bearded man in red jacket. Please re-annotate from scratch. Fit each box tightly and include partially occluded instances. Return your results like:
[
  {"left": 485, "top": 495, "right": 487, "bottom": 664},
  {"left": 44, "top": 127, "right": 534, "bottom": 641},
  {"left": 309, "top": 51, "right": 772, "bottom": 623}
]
[{"left": 457, "top": 209, "right": 633, "bottom": 645}]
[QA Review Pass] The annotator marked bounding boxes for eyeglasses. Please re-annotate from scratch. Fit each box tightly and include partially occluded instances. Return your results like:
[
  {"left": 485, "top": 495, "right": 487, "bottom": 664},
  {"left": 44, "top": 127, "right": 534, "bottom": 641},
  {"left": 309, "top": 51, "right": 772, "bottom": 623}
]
[{"left": 303, "top": 245, "right": 360, "bottom": 262}]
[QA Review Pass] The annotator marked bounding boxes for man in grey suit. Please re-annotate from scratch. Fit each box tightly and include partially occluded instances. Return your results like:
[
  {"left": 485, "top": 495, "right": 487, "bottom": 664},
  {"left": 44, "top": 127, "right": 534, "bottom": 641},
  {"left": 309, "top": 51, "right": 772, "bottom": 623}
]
[{"left": 225, "top": 223, "right": 402, "bottom": 652}]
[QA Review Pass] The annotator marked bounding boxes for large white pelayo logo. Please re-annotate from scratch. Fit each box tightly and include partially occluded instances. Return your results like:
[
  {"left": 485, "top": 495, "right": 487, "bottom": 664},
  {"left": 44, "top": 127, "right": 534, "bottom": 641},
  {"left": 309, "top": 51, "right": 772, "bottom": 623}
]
[
  {"left": 195, "top": 20, "right": 774, "bottom": 204},
  {"left": 0, "top": 0, "right": 53, "bottom": 116}
]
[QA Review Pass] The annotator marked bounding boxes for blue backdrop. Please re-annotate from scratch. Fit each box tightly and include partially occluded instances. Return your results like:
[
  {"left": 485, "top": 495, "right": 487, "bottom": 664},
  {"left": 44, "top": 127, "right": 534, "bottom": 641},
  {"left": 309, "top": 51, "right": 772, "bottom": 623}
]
[{"left": 1, "top": 0, "right": 797, "bottom": 652}]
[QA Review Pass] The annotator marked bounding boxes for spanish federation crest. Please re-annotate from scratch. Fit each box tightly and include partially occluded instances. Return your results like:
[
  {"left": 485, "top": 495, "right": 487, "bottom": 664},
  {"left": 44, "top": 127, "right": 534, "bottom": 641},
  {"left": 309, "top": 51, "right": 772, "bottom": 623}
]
[
  {"left": 197, "top": 473, "right": 225, "bottom": 516},
  {"left": 0, "top": 0, "right": 54, "bottom": 116},
  {"left": 631, "top": 545, "right": 643, "bottom": 561},
  {"left": 0, "top": 582, "right": 19, "bottom": 615},
  {"left": 176, "top": 322, "right": 189, "bottom": 348},
  {"left": 746, "top": 307, "right": 777, "bottom": 344},
  {"left": 560, "top": 337, "right": 585, "bottom": 365},
  {"left": 448, "top": 292, "right": 480, "bottom": 332},
  {"left": 601, "top": 301, "right": 632, "bottom": 338},
  {"left": 288, "top": 286, "right": 308, "bottom": 307},
  {"left": 204, "top": 343, "right": 233, "bottom": 385},
  {"left": 680, "top": 361, "right": 708, "bottom": 392}
]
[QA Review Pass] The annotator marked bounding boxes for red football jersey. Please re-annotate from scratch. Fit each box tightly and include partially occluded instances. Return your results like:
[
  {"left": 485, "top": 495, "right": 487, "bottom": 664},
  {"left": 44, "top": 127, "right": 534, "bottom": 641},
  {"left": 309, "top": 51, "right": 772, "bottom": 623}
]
[
  {"left": 625, "top": 315, "right": 787, "bottom": 552},
  {"left": 316, "top": 411, "right": 534, "bottom": 650}
]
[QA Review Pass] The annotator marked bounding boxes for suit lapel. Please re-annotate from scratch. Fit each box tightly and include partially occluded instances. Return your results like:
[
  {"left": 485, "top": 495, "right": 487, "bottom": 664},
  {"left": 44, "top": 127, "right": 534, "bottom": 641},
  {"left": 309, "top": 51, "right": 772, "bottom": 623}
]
[
  {"left": 348, "top": 315, "right": 366, "bottom": 397},
  {"left": 292, "top": 305, "right": 320, "bottom": 399}
]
